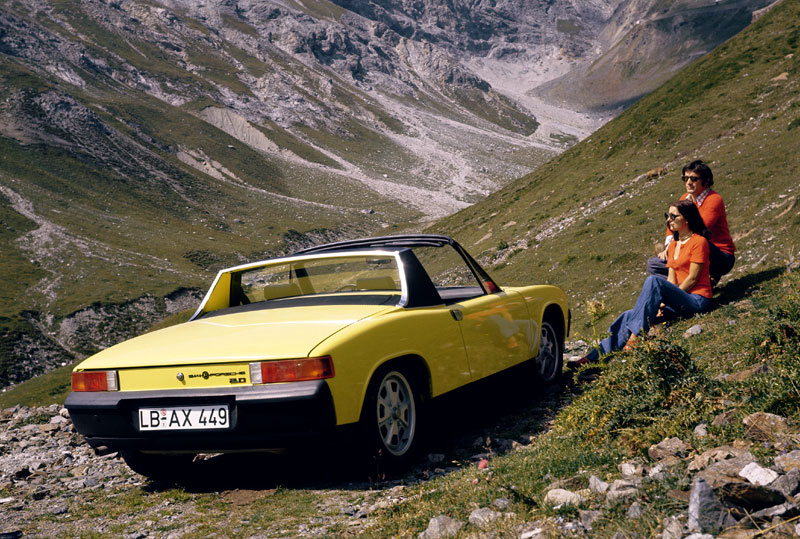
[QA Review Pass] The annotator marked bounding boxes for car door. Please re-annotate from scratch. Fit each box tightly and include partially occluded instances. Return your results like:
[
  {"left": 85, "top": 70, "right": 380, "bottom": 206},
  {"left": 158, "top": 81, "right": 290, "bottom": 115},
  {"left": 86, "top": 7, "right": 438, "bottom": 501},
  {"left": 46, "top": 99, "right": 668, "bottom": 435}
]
[{"left": 450, "top": 290, "right": 537, "bottom": 381}]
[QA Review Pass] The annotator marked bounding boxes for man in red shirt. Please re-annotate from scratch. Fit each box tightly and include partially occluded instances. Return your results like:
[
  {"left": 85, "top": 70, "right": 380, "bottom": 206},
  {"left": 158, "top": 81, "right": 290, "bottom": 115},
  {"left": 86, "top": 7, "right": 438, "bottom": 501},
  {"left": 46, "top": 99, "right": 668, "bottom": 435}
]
[{"left": 647, "top": 160, "right": 735, "bottom": 286}]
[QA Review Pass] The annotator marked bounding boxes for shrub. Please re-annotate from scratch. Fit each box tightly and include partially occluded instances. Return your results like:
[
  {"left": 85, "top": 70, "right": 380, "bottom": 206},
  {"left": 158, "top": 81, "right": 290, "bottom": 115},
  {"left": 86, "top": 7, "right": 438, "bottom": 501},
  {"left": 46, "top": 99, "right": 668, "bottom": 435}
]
[
  {"left": 556, "top": 339, "right": 720, "bottom": 444},
  {"left": 745, "top": 285, "right": 800, "bottom": 420}
]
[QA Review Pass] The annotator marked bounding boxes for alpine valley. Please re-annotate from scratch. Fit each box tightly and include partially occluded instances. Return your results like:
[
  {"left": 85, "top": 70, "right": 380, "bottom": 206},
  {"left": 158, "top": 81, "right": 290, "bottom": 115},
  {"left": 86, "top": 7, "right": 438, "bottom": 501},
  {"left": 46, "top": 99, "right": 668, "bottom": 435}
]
[{"left": 0, "top": 0, "right": 778, "bottom": 386}]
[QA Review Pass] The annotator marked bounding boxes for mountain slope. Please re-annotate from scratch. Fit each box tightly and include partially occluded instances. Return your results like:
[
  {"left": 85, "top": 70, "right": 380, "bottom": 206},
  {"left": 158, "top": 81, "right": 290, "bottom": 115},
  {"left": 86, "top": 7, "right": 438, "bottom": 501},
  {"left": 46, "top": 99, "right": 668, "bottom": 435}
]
[
  {"left": 432, "top": 0, "right": 799, "bottom": 337},
  {"left": 535, "top": 0, "right": 775, "bottom": 111},
  {"left": 0, "top": 0, "right": 781, "bottom": 386}
]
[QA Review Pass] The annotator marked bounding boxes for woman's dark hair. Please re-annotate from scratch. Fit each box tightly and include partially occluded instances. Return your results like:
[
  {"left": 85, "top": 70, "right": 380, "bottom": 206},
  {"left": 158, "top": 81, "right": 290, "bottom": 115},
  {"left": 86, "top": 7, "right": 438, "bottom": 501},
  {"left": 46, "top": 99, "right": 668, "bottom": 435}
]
[
  {"left": 682, "top": 159, "right": 714, "bottom": 187},
  {"left": 671, "top": 199, "right": 710, "bottom": 241}
]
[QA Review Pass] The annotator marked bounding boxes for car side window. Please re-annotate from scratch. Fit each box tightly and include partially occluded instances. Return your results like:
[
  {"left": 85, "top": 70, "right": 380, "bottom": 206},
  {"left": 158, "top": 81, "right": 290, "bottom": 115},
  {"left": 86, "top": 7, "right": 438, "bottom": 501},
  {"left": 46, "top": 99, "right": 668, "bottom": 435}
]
[{"left": 412, "top": 246, "right": 483, "bottom": 290}]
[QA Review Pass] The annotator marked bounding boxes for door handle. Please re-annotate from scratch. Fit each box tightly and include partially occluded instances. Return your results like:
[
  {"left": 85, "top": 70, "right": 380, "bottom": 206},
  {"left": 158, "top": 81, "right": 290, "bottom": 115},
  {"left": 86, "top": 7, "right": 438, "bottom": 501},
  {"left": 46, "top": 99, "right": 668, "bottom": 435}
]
[{"left": 450, "top": 309, "right": 463, "bottom": 321}]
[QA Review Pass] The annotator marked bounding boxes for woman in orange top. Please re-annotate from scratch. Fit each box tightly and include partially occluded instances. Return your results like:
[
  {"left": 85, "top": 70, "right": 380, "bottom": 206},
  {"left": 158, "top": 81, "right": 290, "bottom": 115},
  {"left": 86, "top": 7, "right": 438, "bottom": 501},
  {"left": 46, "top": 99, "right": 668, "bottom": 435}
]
[
  {"left": 648, "top": 160, "right": 735, "bottom": 286},
  {"left": 573, "top": 199, "right": 712, "bottom": 366}
]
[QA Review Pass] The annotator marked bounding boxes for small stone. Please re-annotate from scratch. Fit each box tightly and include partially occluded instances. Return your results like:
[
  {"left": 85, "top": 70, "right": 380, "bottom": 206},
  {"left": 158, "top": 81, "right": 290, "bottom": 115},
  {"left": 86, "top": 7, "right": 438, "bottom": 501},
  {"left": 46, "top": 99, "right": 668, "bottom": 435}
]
[
  {"left": 627, "top": 501, "right": 642, "bottom": 518},
  {"left": 684, "top": 324, "right": 703, "bottom": 338},
  {"left": 749, "top": 501, "right": 799, "bottom": 520},
  {"left": 775, "top": 450, "right": 800, "bottom": 473},
  {"left": 468, "top": 507, "right": 501, "bottom": 527},
  {"left": 662, "top": 516, "right": 684, "bottom": 539},
  {"left": 83, "top": 477, "right": 99, "bottom": 488},
  {"left": 606, "top": 479, "right": 640, "bottom": 502},
  {"left": 543, "top": 488, "right": 585, "bottom": 507},
  {"left": 493, "top": 498, "right": 509, "bottom": 510},
  {"left": 693, "top": 423, "right": 708, "bottom": 438},
  {"left": 688, "top": 445, "right": 744, "bottom": 472},
  {"left": 648, "top": 456, "right": 681, "bottom": 479},
  {"left": 648, "top": 437, "right": 690, "bottom": 461},
  {"left": 519, "top": 526, "right": 546, "bottom": 539},
  {"left": 419, "top": 515, "right": 463, "bottom": 539},
  {"left": 619, "top": 459, "right": 644, "bottom": 477},
  {"left": 589, "top": 475, "right": 609, "bottom": 493},
  {"left": 742, "top": 412, "right": 788, "bottom": 442},
  {"left": 738, "top": 462, "right": 778, "bottom": 486},
  {"left": 50, "top": 502, "right": 69, "bottom": 515}
]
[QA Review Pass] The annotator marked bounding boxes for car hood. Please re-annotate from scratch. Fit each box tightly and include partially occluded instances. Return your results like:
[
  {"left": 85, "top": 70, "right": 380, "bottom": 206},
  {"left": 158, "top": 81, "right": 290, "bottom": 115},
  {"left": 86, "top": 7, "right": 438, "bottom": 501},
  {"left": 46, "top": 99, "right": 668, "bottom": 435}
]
[{"left": 76, "top": 303, "right": 397, "bottom": 370}]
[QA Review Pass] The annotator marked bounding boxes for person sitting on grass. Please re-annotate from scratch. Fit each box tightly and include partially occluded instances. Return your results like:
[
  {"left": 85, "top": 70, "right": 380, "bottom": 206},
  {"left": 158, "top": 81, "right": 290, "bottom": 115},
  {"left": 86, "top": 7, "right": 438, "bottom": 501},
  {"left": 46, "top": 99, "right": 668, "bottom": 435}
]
[
  {"left": 570, "top": 199, "right": 713, "bottom": 368},
  {"left": 647, "top": 160, "right": 735, "bottom": 287}
]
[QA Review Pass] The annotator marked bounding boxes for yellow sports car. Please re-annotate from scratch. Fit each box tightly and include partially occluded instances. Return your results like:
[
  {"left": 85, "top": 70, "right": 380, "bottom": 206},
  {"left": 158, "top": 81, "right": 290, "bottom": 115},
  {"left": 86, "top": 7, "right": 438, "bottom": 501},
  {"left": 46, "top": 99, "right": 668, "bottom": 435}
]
[{"left": 66, "top": 234, "right": 569, "bottom": 479}]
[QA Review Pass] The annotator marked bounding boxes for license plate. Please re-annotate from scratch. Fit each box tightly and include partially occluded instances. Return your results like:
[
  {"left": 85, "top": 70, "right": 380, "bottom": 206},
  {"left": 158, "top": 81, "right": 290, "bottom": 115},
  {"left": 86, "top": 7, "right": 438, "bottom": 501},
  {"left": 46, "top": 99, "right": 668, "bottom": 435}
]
[{"left": 138, "top": 405, "right": 230, "bottom": 431}]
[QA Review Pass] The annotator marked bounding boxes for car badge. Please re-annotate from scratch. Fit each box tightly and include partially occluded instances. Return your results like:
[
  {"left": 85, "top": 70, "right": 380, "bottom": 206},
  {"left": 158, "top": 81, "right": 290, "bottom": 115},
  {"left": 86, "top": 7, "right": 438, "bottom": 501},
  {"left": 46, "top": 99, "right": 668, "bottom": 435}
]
[{"left": 176, "top": 372, "right": 184, "bottom": 382}]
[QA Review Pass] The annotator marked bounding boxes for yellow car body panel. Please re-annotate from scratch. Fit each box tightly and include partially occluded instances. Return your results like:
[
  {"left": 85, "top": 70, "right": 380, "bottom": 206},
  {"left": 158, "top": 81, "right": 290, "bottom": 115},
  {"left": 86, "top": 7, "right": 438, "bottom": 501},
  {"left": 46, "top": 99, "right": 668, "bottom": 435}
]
[
  {"left": 76, "top": 302, "right": 396, "bottom": 382},
  {"left": 119, "top": 362, "right": 253, "bottom": 391},
  {"left": 309, "top": 304, "right": 472, "bottom": 425}
]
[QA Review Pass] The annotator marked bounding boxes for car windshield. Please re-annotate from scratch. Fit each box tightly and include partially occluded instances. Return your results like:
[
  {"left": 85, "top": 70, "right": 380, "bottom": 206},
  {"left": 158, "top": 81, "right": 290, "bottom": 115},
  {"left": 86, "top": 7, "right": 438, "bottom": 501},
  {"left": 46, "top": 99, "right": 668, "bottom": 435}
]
[{"left": 232, "top": 254, "right": 401, "bottom": 304}]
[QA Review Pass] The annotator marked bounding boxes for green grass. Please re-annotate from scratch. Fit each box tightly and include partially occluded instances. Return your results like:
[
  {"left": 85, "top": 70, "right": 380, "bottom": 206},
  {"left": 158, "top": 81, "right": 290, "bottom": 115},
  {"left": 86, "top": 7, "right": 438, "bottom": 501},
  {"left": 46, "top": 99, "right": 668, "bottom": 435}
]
[{"left": 0, "top": 361, "right": 74, "bottom": 408}]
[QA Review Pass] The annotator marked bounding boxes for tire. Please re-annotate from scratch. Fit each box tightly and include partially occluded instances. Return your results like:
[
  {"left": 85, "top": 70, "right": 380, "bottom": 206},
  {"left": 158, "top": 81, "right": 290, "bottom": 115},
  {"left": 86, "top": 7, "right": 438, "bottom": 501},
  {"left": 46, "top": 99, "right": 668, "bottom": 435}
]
[
  {"left": 120, "top": 450, "right": 195, "bottom": 482},
  {"left": 362, "top": 367, "right": 424, "bottom": 468},
  {"left": 534, "top": 320, "right": 563, "bottom": 383}
]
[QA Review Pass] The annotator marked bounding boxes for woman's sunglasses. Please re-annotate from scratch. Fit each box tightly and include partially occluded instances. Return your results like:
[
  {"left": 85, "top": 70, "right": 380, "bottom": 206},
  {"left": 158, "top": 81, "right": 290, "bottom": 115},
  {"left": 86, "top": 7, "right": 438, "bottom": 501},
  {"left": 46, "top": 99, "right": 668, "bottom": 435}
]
[{"left": 664, "top": 212, "right": 681, "bottom": 221}]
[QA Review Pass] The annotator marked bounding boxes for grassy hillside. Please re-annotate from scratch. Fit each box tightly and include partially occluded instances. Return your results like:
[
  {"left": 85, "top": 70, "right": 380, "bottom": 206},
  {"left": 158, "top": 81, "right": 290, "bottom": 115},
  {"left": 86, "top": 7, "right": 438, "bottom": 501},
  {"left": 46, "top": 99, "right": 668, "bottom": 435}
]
[{"left": 434, "top": 0, "right": 800, "bottom": 342}]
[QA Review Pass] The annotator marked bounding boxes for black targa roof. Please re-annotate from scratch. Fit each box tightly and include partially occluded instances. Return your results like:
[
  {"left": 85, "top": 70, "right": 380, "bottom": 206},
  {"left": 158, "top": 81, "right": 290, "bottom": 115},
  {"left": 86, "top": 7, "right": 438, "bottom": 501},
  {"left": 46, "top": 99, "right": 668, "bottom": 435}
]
[{"left": 294, "top": 234, "right": 500, "bottom": 305}]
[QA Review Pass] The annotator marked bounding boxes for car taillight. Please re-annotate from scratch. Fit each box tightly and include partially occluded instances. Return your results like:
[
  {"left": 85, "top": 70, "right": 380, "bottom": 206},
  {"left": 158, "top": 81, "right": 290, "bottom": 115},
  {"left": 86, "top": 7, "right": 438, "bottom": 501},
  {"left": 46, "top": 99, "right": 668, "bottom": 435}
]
[
  {"left": 249, "top": 356, "right": 334, "bottom": 384},
  {"left": 71, "top": 370, "right": 119, "bottom": 392}
]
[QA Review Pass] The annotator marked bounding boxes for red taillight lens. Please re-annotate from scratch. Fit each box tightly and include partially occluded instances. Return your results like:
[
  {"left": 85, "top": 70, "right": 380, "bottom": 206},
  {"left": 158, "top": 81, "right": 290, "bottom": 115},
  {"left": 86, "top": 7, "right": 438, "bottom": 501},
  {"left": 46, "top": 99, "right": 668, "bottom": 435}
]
[
  {"left": 71, "top": 371, "right": 119, "bottom": 392},
  {"left": 249, "top": 356, "right": 334, "bottom": 384}
]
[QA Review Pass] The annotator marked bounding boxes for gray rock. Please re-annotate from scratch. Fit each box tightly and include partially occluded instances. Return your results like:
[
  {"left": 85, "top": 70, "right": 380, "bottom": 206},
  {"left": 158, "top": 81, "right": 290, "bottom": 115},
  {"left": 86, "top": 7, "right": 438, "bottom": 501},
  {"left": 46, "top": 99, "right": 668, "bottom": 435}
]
[
  {"left": 589, "top": 475, "right": 609, "bottom": 493},
  {"left": 693, "top": 423, "right": 708, "bottom": 438},
  {"left": 742, "top": 412, "right": 788, "bottom": 442},
  {"left": 543, "top": 488, "right": 585, "bottom": 507},
  {"left": 468, "top": 507, "right": 501, "bottom": 527},
  {"left": 419, "top": 515, "right": 463, "bottom": 539},
  {"left": 49, "top": 502, "right": 69, "bottom": 515},
  {"left": 618, "top": 459, "right": 644, "bottom": 477},
  {"left": 648, "top": 437, "right": 690, "bottom": 461},
  {"left": 493, "top": 498, "right": 510, "bottom": 510},
  {"left": 688, "top": 445, "right": 746, "bottom": 472},
  {"left": 627, "top": 501, "right": 643, "bottom": 518},
  {"left": 606, "top": 479, "right": 640, "bottom": 502},
  {"left": 661, "top": 516, "right": 684, "bottom": 539},
  {"left": 771, "top": 468, "right": 800, "bottom": 497},
  {"left": 738, "top": 462, "right": 778, "bottom": 486},
  {"left": 697, "top": 452, "right": 756, "bottom": 488},
  {"left": 688, "top": 477, "right": 736, "bottom": 534},
  {"left": 749, "top": 501, "right": 799, "bottom": 520},
  {"left": 775, "top": 449, "right": 800, "bottom": 473},
  {"left": 683, "top": 324, "right": 703, "bottom": 338}
]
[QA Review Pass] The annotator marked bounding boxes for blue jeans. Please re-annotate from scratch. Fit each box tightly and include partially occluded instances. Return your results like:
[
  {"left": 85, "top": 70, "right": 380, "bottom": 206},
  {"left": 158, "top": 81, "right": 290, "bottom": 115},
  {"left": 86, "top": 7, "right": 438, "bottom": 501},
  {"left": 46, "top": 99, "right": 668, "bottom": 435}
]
[{"left": 586, "top": 276, "right": 712, "bottom": 361}]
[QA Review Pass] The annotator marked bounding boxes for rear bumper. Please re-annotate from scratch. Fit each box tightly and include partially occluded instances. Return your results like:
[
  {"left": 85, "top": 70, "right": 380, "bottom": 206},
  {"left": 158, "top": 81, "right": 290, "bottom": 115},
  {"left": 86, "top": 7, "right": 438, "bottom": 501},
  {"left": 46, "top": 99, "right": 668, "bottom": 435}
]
[{"left": 65, "top": 381, "right": 336, "bottom": 453}]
